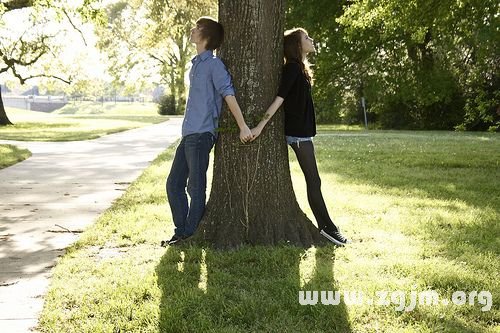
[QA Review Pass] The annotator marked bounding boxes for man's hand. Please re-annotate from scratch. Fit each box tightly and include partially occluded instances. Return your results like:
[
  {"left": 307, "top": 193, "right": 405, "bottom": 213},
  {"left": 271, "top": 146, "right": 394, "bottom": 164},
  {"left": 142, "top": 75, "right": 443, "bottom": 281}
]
[{"left": 239, "top": 124, "right": 253, "bottom": 143}]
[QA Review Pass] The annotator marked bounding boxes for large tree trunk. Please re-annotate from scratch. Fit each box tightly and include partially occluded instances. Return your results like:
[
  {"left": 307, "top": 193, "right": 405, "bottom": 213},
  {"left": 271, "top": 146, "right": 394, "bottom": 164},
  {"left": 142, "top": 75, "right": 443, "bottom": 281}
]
[
  {"left": 0, "top": 88, "right": 13, "bottom": 126},
  {"left": 168, "top": 68, "right": 177, "bottom": 114},
  {"left": 195, "top": 0, "right": 324, "bottom": 248},
  {"left": 175, "top": 38, "right": 189, "bottom": 114}
]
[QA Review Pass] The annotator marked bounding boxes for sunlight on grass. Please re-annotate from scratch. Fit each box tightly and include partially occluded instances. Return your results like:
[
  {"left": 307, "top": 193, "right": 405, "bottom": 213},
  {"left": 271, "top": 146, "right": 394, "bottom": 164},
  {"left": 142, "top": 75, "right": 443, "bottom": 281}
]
[
  {"left": 177, "top": 251, "right": 185, "bottom": 273},
  {"left": 299, "top": 246, "right": 317, "bottom": 288},
  {"left": 317, "top": 124, "right": 364, "bottom": 132},
  {"left": 53, "top": 101, "right": 158, "bottom": 116},
  {"left": 38, "top": 130, "right": 499, "bottom": 332},
  {"left": 0, "top": 103, "right": 168, "bottom": 141},
  {"left": 198, "top": 249, "right": 208, "bottom": 293}
]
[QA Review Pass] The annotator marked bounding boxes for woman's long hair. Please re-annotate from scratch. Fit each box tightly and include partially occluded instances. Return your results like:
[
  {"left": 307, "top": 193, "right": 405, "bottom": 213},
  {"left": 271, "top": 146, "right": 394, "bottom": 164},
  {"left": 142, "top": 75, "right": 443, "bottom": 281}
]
[{"left": 283, "top": 28, "right": 313, "bottom": 83}]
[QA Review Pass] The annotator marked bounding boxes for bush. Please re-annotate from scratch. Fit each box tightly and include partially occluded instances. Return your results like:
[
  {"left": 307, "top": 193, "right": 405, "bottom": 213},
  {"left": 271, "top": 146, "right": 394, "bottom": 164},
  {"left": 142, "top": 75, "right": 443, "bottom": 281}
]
[
  {"left": 458, "top": 77, "right": 500, "bottom": 132},
  {"left": 313, "top": 90, "right": 342, "bottom": 124},
  {"left": 157, "top": 94, "right": 177, "bottom": 115}
]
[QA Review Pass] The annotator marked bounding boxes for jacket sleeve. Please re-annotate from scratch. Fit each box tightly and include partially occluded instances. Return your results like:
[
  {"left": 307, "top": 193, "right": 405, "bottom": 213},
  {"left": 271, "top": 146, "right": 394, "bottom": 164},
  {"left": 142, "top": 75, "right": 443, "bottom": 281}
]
[{"left": 277, "top": 62, "right": 300, "bottom": 99}]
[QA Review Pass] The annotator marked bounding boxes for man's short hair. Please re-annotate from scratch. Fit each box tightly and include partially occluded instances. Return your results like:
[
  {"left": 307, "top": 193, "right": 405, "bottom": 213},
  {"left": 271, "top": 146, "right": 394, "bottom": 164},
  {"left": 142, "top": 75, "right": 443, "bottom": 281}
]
[{"left": 196, "top": 16, "right": 224, "bottom": 50}]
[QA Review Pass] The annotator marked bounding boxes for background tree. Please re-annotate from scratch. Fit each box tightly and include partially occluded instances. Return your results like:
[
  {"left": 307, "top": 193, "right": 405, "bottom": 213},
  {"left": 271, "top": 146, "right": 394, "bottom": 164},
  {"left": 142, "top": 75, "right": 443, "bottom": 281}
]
[
  {"left": 337, "top": 0, "right": 499, "bottom": 130},
  {"left": 0, "top": 0, "right": 104, "bottom": 125},
  {"left": 287, "top": 0, "right": 499, "bottom": 130},
  {"left": 195, "top": 0, "right": 324, "bottom": 248},
  {"left": 286, "top": 0, "right": 354, "bottom": 124},
  {"left": 95, "top": 0, "right": 216, "bottom": 114}
]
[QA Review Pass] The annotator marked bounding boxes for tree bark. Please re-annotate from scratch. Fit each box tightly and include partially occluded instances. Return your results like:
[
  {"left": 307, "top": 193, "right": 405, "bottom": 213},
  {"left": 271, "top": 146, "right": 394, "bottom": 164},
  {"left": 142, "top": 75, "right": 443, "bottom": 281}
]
[
  {"left": 0, "top": 88, "right": 13, "bottom": 126},
  {"left": 195, "top": 0, "right": 324, "bottom": 248}
]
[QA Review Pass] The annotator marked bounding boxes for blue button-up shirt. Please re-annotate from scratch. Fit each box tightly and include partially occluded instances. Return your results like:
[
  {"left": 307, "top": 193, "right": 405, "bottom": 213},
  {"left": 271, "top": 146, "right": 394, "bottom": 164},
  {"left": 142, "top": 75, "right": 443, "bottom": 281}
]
[{"left": 182, "top": 50, "right": 235, "bottom": 137}]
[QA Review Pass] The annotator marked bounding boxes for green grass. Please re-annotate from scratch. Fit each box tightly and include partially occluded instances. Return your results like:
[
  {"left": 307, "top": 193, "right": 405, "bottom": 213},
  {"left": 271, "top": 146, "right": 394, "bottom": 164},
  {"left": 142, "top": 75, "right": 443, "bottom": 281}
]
[
  {"left": 38, "top": 130, "right": 499, "bottom": 332},
  {"left": 0, "top": 144, "right": 31, "bottom": 168},
  {"left": 0, "top": 102, "right": 167, "bottom": 141},
  {"left": 317, "top": 124, "right": 365, "bottom": 132}
]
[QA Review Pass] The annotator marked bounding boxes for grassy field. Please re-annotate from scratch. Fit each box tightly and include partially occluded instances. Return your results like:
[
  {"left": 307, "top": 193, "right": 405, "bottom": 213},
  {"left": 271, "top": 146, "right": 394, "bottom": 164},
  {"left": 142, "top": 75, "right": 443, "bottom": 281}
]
[
  {"left": 0, "top": 144, "right": 31, "bottom": 169},
  {"left": 0, "top": 102, "right": 167, "bottom": 141},
  {"left": 38, "top": 129, "right": 499, "bottom": 332}
]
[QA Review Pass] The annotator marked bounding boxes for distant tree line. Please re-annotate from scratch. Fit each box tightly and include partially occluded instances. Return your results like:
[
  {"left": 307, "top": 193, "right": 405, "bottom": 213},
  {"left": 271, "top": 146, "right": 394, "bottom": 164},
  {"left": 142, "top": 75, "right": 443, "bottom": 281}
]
[{"left": 1, "top": 0, "right": 497, "bottom": 130}]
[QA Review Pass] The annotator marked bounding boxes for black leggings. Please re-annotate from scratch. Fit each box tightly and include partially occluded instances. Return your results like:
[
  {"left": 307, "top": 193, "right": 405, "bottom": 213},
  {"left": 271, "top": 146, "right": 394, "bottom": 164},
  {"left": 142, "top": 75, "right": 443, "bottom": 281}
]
[{"left": 290, "top": 140, "right": 338, "bottom": 232}]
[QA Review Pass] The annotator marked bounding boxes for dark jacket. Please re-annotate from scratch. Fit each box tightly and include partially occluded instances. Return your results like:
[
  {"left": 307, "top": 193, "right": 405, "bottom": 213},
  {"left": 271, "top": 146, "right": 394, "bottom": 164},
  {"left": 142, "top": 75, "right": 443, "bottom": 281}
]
[{"left": 277, "top": 62, "right": 316, "bottom": 137}]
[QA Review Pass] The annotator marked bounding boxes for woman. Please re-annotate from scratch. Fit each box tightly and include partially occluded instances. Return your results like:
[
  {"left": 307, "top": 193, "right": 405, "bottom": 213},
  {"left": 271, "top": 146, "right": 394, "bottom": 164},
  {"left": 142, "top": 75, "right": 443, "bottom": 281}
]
[{"left": 251, "top": 28, "right": 349, "bottom": 246}]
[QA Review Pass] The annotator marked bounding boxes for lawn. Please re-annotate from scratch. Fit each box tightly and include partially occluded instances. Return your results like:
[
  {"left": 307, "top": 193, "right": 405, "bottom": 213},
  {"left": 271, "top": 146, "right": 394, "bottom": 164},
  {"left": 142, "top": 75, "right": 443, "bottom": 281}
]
[
  {"left": 0, "top": 144, "right": 31, "bottom": 169},
  {"left": 38, "top": 129, "right": 499, "bottom": 332},
  {"left": 0, "top": 102, "right": 167, "bottom": 141}
]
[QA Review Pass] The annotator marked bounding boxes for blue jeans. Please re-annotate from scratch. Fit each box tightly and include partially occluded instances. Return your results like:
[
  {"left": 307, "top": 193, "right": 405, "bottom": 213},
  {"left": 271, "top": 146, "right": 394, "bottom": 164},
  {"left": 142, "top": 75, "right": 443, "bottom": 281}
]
[{"left": 166, "top": 132, "right": 215, "bottom": 237}]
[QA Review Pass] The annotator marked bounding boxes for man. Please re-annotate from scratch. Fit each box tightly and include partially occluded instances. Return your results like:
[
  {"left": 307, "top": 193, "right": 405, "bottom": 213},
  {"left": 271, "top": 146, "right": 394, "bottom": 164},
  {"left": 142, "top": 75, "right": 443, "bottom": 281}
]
[{"left": 162, "top": 17, "right": 252, "bottom": 246}]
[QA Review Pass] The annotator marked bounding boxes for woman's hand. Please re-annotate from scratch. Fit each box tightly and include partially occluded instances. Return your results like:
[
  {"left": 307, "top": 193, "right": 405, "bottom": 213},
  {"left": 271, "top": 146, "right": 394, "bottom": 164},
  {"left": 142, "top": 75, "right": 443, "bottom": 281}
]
[{"left": 250, "top": 125, "right": 263, "bottom": 141}]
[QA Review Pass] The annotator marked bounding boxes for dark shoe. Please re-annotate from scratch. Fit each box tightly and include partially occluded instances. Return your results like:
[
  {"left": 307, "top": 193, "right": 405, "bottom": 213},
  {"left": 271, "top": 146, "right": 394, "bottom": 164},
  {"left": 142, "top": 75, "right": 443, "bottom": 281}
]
[
  {"left": 176, "top": 234, "right": 192, "bottom": 245},
  {"left": 161, "top": 234, "right": 185, "bottom": 247},
  {"left": 320, "top": 227, "right": 349, "bottom": 246}
]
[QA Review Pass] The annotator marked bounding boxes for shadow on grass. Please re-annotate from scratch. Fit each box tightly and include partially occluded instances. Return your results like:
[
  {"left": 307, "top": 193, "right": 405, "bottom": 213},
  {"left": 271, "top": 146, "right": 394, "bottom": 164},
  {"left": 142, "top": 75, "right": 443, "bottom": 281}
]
[{"left": 156, "top": 244, "right": 351, "bottom": 332}]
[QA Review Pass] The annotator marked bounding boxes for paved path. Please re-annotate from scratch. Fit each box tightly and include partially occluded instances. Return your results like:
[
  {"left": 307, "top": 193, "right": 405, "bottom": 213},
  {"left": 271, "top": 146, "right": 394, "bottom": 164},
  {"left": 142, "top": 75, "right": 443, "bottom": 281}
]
[{"left": 0, "top": 118, "right": 182, "bottom": 332}]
